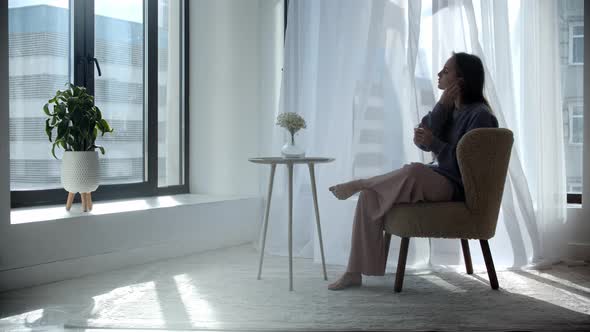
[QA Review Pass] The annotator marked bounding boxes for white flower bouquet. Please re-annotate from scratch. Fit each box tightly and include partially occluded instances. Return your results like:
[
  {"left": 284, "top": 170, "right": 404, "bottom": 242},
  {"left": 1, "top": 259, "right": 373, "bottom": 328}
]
[{"left": 276, "top": 112, "right": 307, "bottom": 144}]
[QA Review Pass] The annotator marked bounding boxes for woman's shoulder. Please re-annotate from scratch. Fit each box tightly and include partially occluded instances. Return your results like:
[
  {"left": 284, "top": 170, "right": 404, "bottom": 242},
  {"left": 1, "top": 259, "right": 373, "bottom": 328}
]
[
  {"left": 465, "top": 102, "right": 492, "bottom": 114},
  {"left": 465, "top": 103, "right": 498, "bottom": 127}
]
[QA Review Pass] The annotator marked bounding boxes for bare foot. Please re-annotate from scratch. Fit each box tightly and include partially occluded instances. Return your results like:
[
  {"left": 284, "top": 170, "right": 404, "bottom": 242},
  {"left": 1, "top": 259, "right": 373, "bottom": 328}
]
[
  {"left": 329, "top": 180, "right": 365, "bottom": 200},
  {"left": 328, "top": 272, "right": 362, "bottom": 290}
]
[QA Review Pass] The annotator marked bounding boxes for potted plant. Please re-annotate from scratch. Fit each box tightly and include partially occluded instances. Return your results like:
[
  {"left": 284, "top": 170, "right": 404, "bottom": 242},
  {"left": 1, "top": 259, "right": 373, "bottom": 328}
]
[{"left": 43, "top": 83, "right": 114, "bottom": 211}]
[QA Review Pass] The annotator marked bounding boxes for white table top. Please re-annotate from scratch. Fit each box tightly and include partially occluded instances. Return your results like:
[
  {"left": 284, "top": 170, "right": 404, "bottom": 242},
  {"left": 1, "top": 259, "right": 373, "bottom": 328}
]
[{"left": 248, "top": 157, "right": 335, "bottom": 164}]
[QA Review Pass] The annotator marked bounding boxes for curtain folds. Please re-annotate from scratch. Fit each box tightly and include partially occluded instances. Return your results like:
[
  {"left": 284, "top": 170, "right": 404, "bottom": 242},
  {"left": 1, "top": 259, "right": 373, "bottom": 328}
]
[{"left": 263, "top": 0, "right": 568, "bottom": 270}]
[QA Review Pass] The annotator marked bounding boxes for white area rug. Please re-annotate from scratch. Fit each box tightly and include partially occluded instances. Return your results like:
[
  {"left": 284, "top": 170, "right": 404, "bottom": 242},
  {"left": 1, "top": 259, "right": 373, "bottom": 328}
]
[{"left": 1, "top": 245, "right": 590, "bottom": 331}]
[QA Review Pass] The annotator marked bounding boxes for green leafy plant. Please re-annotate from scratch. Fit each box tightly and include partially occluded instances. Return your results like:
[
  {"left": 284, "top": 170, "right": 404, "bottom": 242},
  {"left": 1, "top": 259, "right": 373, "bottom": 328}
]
[{"left": 43, "top": 83, "right": 114, "bottom": 159}]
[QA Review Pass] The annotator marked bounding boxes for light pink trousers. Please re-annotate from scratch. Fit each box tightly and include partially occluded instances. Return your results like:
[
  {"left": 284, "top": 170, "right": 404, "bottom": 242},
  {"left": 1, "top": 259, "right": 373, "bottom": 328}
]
[{"left": 347, "top": 163, "right": 454, "bottom": 275}]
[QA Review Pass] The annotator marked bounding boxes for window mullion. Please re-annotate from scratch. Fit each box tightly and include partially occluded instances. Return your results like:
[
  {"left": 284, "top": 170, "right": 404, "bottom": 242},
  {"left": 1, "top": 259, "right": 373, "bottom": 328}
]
[
  {"left": 84, "top": 0, "right": 95, "bottom": 94},
  {"left": 146, "top": 0, "right": 158, "bottom": 192},
  {"left": 183, "top": 0, "right": 190, "bottom": 189},
  {"left": 72, "top": 0, "right": 86, "bottom": 87},
  {"left": 72, "top": 0, "right": 95, "bottom": 89}
]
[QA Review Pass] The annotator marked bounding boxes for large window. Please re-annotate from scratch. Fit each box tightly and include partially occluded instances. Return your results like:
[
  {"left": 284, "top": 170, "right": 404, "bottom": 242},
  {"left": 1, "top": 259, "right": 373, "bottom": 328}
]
[
  {"left": 8, "top": 1, "right": 71, "bottom": 191},
  {"left": 9, "top": 0, "right": 188, "bottom": 208},
  {"left": 560, "top": 1, "right": 584, "bottom": 202}
]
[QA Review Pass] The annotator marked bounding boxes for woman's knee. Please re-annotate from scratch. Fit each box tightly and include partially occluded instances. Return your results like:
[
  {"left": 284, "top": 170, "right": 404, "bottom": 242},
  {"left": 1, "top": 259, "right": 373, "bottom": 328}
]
[
  {"left": 403, "top": 162, "right": 429, "bottom": 178},
  {"left": 358, "top": 189, "right": 377, "bottom": 202}
]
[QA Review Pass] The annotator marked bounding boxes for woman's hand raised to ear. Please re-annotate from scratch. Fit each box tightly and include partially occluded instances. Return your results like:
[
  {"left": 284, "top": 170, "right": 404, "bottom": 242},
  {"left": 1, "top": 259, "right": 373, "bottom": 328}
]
[
  {"left": 414, "top": 125, "right": 434, "bottom": 147},
  {"left": 439, "top": 80, "right": 462, "bottom": 110}
]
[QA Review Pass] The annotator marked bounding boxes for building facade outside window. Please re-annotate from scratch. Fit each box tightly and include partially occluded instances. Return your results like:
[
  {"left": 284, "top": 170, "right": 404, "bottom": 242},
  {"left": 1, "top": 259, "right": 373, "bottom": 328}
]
[
  {"left": 569, "top": 22, "right": 584, "bottom": 65},
  {"left": 568, "top": 102, "right": 584, "bottom": 145}
]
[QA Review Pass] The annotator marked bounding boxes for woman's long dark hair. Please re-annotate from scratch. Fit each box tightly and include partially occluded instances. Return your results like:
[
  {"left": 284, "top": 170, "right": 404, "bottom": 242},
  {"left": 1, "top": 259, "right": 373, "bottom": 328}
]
[{"left": 453, "top": 52, "right": 491, "bottom": 109}]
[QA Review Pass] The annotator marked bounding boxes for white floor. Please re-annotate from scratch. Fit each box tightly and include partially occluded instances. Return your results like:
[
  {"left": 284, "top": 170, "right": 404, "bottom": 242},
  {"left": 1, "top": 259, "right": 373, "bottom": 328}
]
[{"left": 1, "top": 244, "right": 590, "bottom": 331}]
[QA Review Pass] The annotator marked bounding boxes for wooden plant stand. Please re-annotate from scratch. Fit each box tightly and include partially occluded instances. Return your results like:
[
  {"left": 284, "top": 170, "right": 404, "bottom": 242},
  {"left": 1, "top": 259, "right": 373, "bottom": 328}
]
[{"left": 65, "top": 192, "right": 93, "bottom": 212}]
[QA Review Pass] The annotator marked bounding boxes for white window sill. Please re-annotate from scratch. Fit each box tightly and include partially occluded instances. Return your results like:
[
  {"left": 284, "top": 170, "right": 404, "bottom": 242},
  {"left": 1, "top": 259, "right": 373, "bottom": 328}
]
[
  {"left": 10, "top": 193, "right": 256, "bottom": 225},
  {"left": 11, "top": 194, "right": 580, "bottom": 225}
]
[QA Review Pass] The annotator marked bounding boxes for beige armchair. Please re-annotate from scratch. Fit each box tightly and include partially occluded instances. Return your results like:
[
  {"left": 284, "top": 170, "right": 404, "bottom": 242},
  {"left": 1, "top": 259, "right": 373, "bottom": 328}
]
[{"left": 383, "top": 128, "right": 514, "bottom": 292}]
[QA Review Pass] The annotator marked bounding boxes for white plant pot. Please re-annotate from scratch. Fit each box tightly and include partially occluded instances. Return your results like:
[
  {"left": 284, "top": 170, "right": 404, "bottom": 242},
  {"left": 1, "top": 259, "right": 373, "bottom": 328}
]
[{"left": 61, "top": 151, "right": 100, "bottom": 193}]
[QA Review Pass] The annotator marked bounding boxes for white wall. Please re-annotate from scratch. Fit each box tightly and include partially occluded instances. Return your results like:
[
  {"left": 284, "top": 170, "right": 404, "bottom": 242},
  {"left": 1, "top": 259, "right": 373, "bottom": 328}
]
[
  {"left": 189, "top": 0, "right": 284, "bottom": 196},
  {"left": 0, "top": 198, "right": 261, "bottom": 291},
  {"left": 0, "top": 0, "right": 284, "bottom": 291},
  {"left": 257, "top": 0, "right": 285, "bottom": 193}
]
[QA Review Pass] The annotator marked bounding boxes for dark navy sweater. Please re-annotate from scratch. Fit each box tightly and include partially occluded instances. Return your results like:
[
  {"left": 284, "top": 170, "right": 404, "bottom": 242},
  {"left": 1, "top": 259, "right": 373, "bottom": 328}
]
[{"left": 418, "top": 102, "right": 499, "bottom": 200}]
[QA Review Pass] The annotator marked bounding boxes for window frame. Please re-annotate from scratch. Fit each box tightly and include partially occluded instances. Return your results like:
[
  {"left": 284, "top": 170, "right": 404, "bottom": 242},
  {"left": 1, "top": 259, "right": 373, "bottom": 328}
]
[
  {"left": 9, "top": 0, "right": 190, "bottom": 208},
  {"left": 569, "top": 22, "right": 584, "bottom": 66}
]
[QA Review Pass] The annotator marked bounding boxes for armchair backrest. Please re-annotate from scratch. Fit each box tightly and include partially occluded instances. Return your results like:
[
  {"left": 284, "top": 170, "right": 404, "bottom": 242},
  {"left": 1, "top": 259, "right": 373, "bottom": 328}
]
[{"left": 456, "top": 128, "right": 513, "bottom": 236}]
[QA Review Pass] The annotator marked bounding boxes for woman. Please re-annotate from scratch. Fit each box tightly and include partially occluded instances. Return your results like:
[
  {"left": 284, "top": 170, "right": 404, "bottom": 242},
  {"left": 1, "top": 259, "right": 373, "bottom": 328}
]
[{"left": 327, "top": 52, "right": 499, "bottom": 290}]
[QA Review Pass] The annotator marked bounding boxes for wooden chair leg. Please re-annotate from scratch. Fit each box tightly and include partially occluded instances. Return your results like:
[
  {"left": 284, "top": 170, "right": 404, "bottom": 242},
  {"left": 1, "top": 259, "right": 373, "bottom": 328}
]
[
  {"left": 66, "top": 192, "right": 75, "bottom": 211},
  {"left": 480, "top": 240, "right": 499, "bottom": 290},
  {"left": 394, "top": 237, "right": 410, "bottom": 293},
  {"left": 460, "top": 239, "right": 474, "bottom": 275}
]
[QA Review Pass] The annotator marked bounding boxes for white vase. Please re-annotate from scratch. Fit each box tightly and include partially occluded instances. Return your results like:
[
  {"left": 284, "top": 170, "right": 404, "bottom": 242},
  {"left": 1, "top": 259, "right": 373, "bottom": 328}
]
[
  {"left": 61, "top": 151, "right": 100, "bottom": 193},
  {"left": 281, "top": 138, "right": 305, "bottom": 158}
]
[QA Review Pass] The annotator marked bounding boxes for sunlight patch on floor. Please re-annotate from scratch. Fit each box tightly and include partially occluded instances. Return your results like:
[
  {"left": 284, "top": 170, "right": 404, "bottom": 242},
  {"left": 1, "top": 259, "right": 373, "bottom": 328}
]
[
  {"left": 92, "top": 281, "right": 164, "bottom": 323},
  {"left": 174, "top": 274, "right": 220, "bottom": 328},
  {"left": 501, "top": 271, "right": 590, "bottom": 315},
  {"left": 422, "top": 275, "right": 467, "bottom": 293}
]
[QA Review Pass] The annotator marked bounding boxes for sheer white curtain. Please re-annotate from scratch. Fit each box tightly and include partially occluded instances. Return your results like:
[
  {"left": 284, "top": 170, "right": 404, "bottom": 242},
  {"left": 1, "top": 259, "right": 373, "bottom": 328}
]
[{"left": 262, "top": 0, "right": 567, "bottom": 270}]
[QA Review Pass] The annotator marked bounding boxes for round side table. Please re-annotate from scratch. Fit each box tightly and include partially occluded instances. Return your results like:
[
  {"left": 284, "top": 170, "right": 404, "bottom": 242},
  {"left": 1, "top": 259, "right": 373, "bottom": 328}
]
[{"left": 249, "top": 157, "right": 334, "bottom": 291}]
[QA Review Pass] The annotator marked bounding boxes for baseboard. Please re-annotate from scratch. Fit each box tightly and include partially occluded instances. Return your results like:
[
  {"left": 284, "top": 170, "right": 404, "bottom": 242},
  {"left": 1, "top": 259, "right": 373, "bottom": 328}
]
[
  {"left": 0, "top": 238, "right": 256, "bottom": 292},
  {"left": 567, "top": 242, "right": 590, "bottom": 261}
]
